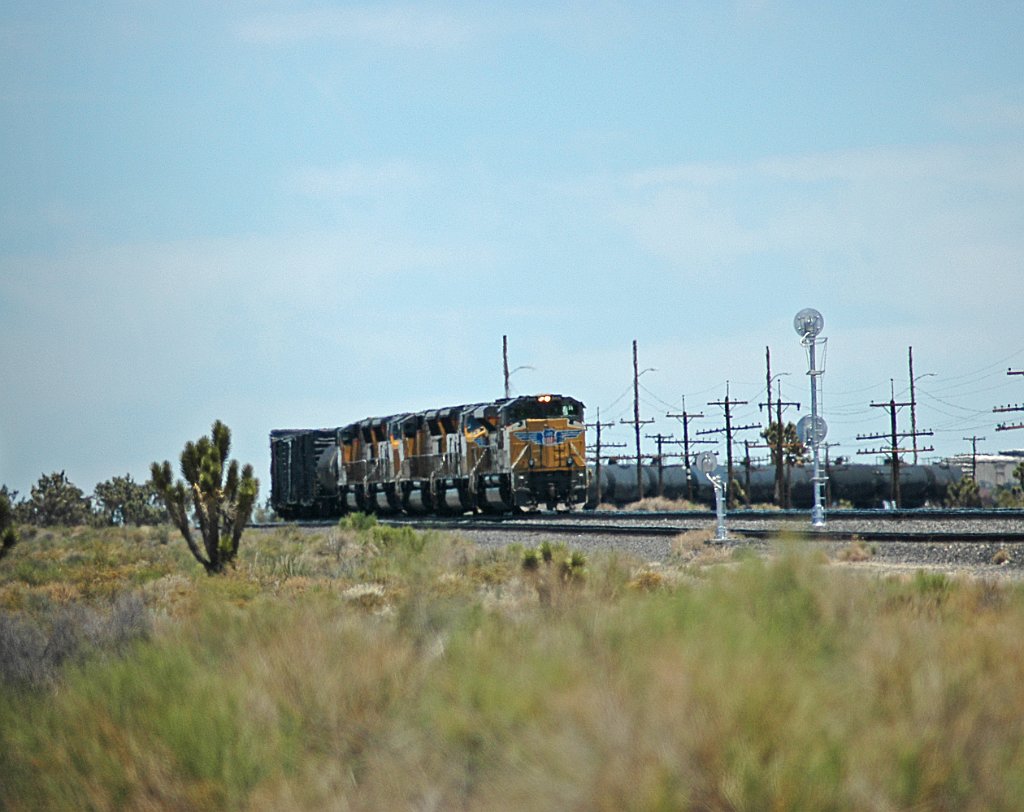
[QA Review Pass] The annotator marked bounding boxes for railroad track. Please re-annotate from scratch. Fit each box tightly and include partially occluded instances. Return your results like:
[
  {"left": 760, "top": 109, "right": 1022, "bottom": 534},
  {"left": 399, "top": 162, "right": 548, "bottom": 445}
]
[
  {"left": 379, "top": 517, "right": 1024, "bottom": 545},
  {"left": 255, "top": 508, "right": 1024, "bottom": 545}
]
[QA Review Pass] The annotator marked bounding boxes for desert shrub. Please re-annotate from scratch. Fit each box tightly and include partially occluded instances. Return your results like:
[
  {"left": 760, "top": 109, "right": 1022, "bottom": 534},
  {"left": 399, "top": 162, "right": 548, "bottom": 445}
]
[
  {"left": 836, "top": 540, "right": 875, "bottom": 562},
  {"left": 341, "top": 512, "right": 379, "bottom": 532},
  {"left": 0, "top": 593, "right": 149, "bottom": 688}
]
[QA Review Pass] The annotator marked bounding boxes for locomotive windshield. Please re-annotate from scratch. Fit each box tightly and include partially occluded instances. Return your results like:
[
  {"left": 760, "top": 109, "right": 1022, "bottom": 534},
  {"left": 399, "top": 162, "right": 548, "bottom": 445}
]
[{"left": 505, "top": 396, "right": 582, "bottom": 422}]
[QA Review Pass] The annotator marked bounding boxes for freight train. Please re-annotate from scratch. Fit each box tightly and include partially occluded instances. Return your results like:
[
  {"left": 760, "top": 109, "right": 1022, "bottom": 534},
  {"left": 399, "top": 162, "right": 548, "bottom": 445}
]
[
  {"left": 270, "top": 394, "right": 588, "bottom": 518},
  {"left": 593, "top": 461, "right": 963, "bottom": 509}
]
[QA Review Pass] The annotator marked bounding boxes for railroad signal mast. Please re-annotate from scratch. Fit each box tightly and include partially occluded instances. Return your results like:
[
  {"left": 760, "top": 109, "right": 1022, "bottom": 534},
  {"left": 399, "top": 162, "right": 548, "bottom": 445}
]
[
  {"left": 794, "top": 309, "right": 828, "bottom": 527},
  {"left": 993, "top": 368, "right": 1024, "bottom": 432}
]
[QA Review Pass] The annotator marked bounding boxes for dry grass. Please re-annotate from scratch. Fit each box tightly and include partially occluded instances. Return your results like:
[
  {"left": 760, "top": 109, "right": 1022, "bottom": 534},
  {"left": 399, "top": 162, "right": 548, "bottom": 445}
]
[
  {"left": 5, "top": 521, "right": 1024, "bottom": 809},
  {"left": 629, "top": 496, "right": 705, "bottom": 511},
  {"left": 836, "top": 539, "right": 876, "bottom": 562}
]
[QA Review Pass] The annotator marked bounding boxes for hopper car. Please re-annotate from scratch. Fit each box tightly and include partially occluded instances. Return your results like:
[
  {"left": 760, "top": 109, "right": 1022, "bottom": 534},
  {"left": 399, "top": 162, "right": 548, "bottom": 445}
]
[{"left": 271, "top": 394, "right": 587, "bottom": 518}]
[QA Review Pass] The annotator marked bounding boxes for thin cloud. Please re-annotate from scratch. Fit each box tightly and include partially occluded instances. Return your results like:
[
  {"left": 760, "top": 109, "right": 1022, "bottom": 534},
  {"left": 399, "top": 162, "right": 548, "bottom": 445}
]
[
  {"left": 604, "top": 143, "right": 1024, "bottom": 305},
  {"left": 236, "top": 6, "right": 482, "bottom": 48},
  {"left": 941, "top": 90, "right": 1024, "bottom": 133},
  {"left": 288, "top": 161, "right": 431, "bottom": 200}
]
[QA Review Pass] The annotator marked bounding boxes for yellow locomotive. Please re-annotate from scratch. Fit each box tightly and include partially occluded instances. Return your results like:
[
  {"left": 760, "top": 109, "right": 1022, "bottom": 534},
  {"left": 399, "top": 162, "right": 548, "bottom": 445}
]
[{"left": 270, "top": 394, "right": 587, "bottom": 518}]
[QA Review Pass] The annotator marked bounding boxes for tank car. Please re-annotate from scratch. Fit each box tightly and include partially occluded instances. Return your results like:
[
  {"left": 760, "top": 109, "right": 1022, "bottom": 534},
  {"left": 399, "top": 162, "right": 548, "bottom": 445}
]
[
  {"left": 270, "top": 394, "right": 588, "bottom": 518},
  {"left": 591, "top": 461, "right": 962, "bottom": 509}
]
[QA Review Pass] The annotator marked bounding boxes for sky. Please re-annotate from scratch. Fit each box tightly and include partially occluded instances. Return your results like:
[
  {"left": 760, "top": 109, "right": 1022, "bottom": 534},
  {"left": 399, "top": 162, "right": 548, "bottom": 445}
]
[{"left": 3, "top": 1, "right": 1024, "bottom": 499}]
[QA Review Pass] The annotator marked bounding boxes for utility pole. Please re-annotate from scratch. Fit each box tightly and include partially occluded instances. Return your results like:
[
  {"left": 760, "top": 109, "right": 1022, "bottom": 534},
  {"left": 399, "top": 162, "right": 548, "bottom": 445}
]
[
  {"left": 857, "top": 381, "right": 934, "bottom": 507},
  {"left": 994, "top": 368, "right": 1024, "bottom": 432},
  {"left": 667, "top": 397, "right": 713, "bottom": 502},
  {"left": 699, "top": 383, "right": 761, "bottom": 509},
  {"left": 962, "top": 435, "right": 985, "bottom": 480},
  {"left": 503, "top": 335, "right": 510, "bottom": 399},
  {"left": 759, "top": 378, "right": 800, "bottom": 508},
  {"left": 645, "top": 432, "right": 684, "bottom": 497},
  {"left": 585, "top": 407, "right": 620, "bottom": 505},
  {"left": 620, "top": 339, "right": 654, "bottom": 501},
  {"left": 743, "top": 440, "right": 753, "bottom": 507}
]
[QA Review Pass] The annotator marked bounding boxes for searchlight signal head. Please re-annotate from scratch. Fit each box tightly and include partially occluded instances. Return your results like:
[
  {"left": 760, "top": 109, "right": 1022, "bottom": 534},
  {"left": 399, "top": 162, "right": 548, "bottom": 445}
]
[
  {"left": 794, "top": 308, "right": 824, "bottom": 340},
  {"left": 796, "top": 414, "right": 828, "bottom": 445},
  {"left": 697, "top": 451, "right": 718, "bottom": 474}
]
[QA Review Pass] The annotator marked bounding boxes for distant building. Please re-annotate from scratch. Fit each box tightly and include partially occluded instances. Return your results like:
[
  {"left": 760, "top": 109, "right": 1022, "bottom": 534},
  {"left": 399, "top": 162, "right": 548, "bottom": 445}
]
[{"left": 946, "top": 450, "right": 1024, "bottom": 490}]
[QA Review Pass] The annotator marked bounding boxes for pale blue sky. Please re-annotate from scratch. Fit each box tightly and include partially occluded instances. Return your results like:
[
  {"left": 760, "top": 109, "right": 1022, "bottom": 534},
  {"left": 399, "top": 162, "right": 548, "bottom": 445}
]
[{"left": 3, "top": 1, "right": 1023, "bottom": 497}]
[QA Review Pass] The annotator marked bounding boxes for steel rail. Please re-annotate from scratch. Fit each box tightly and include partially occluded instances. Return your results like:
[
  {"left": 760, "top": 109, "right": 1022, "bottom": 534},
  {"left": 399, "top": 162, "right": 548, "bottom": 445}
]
[
  {"left": 255, "top": 507, "right": 1024, "bottom": 544},
  {"left": 376, "top": 518, "right": 1024, "bottom": 545}
]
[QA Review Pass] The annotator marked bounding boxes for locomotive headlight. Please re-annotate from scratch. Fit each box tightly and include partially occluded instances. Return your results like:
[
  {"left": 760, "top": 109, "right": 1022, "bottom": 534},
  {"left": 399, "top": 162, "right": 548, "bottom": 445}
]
[{"left": 567, "top": 457, "right": 574, "bottom": 467}]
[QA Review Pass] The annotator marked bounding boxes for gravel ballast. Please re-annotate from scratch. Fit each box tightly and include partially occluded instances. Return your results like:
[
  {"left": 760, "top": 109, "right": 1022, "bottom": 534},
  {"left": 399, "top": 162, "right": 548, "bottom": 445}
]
[{"left": 453, "top": 514, "right": 1024, "bottom": 580}]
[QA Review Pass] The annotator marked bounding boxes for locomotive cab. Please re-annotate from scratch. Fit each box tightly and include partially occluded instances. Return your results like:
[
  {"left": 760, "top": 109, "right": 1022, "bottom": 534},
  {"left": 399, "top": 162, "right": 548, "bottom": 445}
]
[{"left": 500, "top": 394, "right": 587, "bottom": 510}]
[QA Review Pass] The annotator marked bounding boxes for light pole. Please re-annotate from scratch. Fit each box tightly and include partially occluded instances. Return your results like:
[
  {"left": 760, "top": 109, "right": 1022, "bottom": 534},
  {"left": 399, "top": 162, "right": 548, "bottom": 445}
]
[
  {"left": 794, "top": 308, "right": 827, "bottom": 528},
  {"left": 909, "top": 368, "right": 935, "bottom": 464},
  {"left": 504, "top": 365, "right": 535, "bottom": 399},
  {"left": 632, "top": 360, "right": 656, "bottom": 500}
]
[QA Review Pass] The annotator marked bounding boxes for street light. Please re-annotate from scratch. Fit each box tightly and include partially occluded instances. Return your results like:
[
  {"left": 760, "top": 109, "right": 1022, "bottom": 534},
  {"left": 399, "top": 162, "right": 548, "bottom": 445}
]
[
  {"left": 504, "top": 365, "right": 535, "bottom": 399},
  {"left": 765, "top": 372, "right": 792, "bottom": 507},
  {"left": 632, "top": 366, "right": 656, "bottom": 500},
  {"left": 910, "top": 371, "right": 935, "bottom": 464}
]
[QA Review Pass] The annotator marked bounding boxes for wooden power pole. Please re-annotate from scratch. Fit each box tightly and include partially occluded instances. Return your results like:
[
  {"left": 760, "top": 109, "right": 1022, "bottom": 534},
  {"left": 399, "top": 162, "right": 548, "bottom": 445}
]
[
  {"left": 586, "top": 407, "right": 623, "bottom": 505},
  {"left": 699, "top": 383, "right": 760, "bottom": 509},
  {"left": 667, "top": 398, "right": 713, "bottom": 502},
  {"left": 620, "top": 340, "right": 654, "bottom": 501},
  {"left": 857, "top": 381, "right": 934, "bottom": 507}
]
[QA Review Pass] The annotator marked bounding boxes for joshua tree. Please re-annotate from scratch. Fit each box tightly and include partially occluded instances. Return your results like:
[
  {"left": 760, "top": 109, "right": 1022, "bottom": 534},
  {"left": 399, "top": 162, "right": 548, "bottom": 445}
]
[
  {"left": 0, "top": 488, "right": 17, "bottom": 560},
  {"left": 25, "top": 471, "right": 92, "bottom": 526},
  {"left": 945, "top": 476, "right": 982, "bottom": 508},
  {"left": 93, "top": 474, "right": 166, "bottom": 526},
  {"left": 151, "top": 420, "right": 259, "bottom": 574}
]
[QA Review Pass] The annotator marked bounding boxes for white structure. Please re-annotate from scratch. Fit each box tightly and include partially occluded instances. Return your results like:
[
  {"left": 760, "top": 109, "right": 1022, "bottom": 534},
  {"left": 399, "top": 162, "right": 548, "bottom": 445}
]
[{"left": 947, "top": 451, "right": 1024, "bottom": 490}]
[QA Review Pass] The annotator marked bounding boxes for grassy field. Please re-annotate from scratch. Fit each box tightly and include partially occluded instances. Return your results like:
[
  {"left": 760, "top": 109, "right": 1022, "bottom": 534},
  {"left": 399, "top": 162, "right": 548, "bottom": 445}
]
[{"left": 2, "top": 519, "right": 1024, "bottom": 810}]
